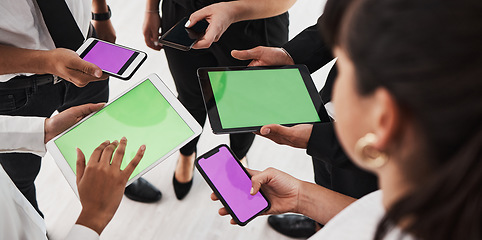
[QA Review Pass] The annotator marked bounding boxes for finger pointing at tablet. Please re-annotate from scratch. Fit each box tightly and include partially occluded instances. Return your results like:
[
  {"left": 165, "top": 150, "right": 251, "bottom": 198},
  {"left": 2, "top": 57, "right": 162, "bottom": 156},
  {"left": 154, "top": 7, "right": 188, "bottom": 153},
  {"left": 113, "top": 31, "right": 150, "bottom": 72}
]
[{"left": 75, "top": 139, "right": 146, "bottom": 235}]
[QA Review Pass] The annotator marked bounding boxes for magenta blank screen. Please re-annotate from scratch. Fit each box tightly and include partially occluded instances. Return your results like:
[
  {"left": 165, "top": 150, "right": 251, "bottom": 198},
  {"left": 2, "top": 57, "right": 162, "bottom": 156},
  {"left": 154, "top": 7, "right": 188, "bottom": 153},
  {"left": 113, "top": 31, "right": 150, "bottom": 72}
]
[
  {"left": 198, "top": 146, "right": 268, "bottom": 223},
  {"left": 82, "top": 41, "right": 134, "bottom": 74}
]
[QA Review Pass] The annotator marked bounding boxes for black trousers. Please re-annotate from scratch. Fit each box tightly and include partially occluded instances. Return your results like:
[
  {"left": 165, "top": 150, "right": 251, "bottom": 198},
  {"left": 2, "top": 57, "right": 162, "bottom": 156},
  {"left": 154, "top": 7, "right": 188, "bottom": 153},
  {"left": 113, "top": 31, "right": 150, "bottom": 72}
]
[
  {"left": 161, "top": 0, "right": 289, "bottom": 158},
  {"left": 0, "top": 79, "right": 109, "bottom": 216}
]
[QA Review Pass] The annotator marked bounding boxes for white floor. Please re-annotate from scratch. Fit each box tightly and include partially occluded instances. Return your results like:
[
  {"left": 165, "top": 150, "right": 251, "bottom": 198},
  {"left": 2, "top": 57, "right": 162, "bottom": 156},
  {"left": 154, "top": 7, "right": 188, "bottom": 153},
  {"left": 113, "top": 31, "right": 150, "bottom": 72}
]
[{"left": 36, "top": 0, "right": 336, "bottom": 239}]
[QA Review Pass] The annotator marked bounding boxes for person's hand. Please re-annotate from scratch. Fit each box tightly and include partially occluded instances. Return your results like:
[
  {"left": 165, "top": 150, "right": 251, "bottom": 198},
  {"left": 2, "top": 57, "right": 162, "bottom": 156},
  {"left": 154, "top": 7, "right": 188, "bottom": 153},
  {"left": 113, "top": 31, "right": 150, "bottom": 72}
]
[
  {"left": 75, "top": 138, "right": 146, "bottom": 235},
  {"left": 186, "top": 2, "right": 236, "bottom": 49},
  {"left": 44, "top": 103, "right": 105, "bottom": 143},
  {"left": 45, "top": 48, "right": 108, "bottom": 87},
  {"left": 256, "top": 124, "right": 313, "bottom": 149},
  {"left": 91, "top": 20, "right": 117, "bottom": 43},
  {"left": 211, "top": 168, "right": 302, "bottom": 225},
  {"left": 143, "top": 12, "right": 162, "bottom": 50},
  {"left": 231, "top": 46, "right": 295, "bottom": 66}
]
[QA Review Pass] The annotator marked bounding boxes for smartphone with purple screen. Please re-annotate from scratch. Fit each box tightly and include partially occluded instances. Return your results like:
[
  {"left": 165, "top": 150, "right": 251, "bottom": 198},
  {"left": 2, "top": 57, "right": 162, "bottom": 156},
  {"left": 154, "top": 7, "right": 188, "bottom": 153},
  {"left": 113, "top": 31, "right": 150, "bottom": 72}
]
[
  {"left": 76, "top": 38, "right": 147, "bottom": 80},
  {"left": 195, "top": 144, "right": 270, "bottom": 226}
]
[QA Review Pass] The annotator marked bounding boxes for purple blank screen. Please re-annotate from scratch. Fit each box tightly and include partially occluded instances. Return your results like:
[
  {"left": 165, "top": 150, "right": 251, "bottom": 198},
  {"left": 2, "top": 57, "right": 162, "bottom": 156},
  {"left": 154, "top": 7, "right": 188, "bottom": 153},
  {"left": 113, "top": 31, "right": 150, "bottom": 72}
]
[
  {"left": 82, "top": 41, "right": 134, "bottom": 74},
  {"left": 198, "top": 146, "right": 268, "bottom": 223}
]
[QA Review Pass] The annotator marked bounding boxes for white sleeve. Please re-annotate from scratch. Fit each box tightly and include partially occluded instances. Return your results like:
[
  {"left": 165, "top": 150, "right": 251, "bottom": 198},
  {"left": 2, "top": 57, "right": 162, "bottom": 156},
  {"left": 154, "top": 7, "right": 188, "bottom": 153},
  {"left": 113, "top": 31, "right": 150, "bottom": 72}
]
[
  {"left": 0, "top": 116, "right": 46, "bottom": 157},
  {"left": 65, "top": 224, "right": 99, "bottom": 240}
]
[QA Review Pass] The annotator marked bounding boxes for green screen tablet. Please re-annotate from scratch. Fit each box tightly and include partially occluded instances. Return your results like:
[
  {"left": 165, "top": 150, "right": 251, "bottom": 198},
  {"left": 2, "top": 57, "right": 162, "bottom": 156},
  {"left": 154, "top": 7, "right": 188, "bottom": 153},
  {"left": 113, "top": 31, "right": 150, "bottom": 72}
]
[
  {"left": 46, "top": 74, "right": 202, "bottom": 196},
  {"left": 197, "top": 65, "right": 323, "bottom": 134}
]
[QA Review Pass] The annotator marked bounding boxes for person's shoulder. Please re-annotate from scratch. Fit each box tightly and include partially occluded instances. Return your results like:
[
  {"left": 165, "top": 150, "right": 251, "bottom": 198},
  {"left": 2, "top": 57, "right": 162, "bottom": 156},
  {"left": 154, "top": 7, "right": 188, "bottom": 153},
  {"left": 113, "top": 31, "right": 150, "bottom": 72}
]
[{"left": 310, "top": 190, "right": 384, "bottom": 240}]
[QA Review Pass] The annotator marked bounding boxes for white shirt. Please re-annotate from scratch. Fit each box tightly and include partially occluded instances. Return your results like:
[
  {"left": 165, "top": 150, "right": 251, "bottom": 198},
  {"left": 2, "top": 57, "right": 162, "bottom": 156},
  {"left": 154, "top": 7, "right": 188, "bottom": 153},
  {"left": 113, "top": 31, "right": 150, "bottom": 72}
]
[
  {"left": 0, "top": 0, "right": 91, "bottom": 82},
  {"left": 0, "top": 116, "right": 47, "bottom": 156},
  {"left": 310, "top": 190, "right": 412, "bottom": 240},
  {"left": 0, "top": 165, "right": 99, "bottom": 240},
  {"left": 0, "top": 1, "right": 98, "bottom": 238}
]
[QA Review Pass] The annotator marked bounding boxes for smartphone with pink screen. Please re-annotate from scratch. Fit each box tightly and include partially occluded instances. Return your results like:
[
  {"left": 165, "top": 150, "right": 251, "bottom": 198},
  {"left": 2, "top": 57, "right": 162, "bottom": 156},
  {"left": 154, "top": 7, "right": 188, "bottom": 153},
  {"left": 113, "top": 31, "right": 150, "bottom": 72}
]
[{"left": 195, "top": 144, "right": 270, "bottom": 226}]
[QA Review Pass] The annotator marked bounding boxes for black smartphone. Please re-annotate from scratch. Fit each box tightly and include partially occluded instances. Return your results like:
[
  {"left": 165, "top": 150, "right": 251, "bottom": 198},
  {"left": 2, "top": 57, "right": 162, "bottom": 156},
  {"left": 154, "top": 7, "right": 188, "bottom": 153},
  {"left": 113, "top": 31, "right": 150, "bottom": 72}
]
[
  {"left": 159, "top": 17, "right": 209, "bottom": 51},
  {"left": 195, "top": 144, "right": 271, "bottom": 226}
]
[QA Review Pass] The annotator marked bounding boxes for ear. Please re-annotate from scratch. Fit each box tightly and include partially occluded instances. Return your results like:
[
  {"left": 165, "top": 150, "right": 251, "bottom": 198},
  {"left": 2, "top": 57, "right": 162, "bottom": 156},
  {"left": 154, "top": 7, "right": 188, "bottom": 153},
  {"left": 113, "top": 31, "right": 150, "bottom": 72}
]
[{"left": 371, "top": 87, "right": 401, "bottom": 151}]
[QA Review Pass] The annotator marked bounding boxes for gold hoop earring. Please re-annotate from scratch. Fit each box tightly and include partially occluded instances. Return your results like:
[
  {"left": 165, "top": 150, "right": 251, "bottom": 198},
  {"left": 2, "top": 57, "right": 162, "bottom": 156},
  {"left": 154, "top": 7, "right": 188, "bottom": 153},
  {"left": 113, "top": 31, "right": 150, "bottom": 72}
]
[{"left": 354, "top": 133, "right": 388, "bottom": 169}]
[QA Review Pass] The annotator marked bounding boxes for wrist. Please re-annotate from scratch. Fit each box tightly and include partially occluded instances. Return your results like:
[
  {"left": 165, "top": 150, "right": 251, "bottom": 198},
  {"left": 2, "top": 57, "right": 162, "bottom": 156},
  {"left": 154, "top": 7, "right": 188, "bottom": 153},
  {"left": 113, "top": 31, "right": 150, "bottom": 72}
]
[
  {"left": 92, "top": 5, "right": 111, "bottom": 21},
  {"left": 39, "top": 49, "right": 56, "bottom": 75},
  {"left": 44, "top": 118, "right": 51, "bottom": 144},
  {"left": 76, "top": 209, "right": 111, "bottom": 235},
  {"left": 280, "top": 48, "right": 295, "bottom": 65},
  {"left": 296, "top": 181, "right": 316, "bottom": 216}
]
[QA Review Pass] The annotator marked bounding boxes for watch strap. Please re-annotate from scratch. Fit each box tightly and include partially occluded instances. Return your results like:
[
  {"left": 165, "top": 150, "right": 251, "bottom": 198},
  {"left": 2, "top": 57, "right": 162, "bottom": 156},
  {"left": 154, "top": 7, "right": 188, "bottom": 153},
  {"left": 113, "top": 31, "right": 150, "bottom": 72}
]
[{"left": 92, "top": 5, "right": 111, "bottom": 21}]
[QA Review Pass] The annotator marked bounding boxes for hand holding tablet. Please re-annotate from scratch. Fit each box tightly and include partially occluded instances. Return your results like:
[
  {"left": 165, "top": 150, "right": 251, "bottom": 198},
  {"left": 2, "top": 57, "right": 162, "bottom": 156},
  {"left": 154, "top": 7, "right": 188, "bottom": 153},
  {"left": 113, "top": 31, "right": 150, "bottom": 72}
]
[{"left": 197, "top": 65, "right": 324, "bottom": 134}]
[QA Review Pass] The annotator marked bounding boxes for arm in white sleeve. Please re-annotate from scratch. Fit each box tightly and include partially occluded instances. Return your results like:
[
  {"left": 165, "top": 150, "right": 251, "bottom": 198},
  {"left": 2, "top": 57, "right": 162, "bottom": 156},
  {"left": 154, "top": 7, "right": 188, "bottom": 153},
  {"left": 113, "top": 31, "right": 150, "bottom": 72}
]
[
  {"left": 0, "top": 116, "right": 46, "bottom": 157},
  {"left": 65, "top": 224, "right": 99, "bottom": 240}
]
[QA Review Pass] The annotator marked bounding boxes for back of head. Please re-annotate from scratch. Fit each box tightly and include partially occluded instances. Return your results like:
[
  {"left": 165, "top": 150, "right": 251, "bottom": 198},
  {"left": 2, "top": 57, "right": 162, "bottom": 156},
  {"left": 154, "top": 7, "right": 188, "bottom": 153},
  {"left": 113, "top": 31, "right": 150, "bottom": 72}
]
[{"left": 323, "top": 0, "right": 482, "bottom": 239}]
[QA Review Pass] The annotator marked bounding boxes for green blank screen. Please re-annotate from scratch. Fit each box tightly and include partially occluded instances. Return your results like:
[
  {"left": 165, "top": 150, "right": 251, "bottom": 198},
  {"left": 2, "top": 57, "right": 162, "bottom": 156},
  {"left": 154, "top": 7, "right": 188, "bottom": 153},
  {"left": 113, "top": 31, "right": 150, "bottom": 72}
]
[
  {"left": 208, "top": 69, "right": 320, "bottom": 129},
  {"left": 54, "top": 80, "right": 194, "bottom": 180}
]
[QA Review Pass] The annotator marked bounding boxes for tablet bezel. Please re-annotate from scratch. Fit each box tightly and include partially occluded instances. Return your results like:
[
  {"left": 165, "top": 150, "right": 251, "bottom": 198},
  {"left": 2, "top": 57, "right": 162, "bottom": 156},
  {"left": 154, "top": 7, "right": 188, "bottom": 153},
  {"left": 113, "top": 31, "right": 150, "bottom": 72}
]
[
  {"left": 46, "top": 73, "right": 202, "bottom": 197},
  {"left": 197, "top": 65, "right": 324, "bottom": 134}
]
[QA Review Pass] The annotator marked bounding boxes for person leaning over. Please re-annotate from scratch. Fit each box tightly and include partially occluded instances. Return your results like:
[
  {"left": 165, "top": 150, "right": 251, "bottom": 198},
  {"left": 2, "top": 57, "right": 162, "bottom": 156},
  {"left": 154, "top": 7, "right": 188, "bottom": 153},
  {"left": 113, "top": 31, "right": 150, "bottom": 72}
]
[{"left": 212, "top": 0, "right": 482, "bottom": 239}]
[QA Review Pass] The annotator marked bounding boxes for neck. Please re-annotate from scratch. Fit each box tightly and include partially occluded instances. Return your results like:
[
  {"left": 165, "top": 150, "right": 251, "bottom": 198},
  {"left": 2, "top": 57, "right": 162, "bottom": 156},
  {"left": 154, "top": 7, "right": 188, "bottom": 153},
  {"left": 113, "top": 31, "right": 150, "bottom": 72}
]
[{"left": 378, "top": 162, "right": 414, "bottom": 209}]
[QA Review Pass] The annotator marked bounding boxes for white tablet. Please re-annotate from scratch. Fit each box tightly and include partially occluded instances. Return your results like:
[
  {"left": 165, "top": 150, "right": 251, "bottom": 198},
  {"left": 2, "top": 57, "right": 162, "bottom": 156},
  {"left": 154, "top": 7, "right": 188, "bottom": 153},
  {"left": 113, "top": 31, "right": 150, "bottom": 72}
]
[{"left": 46, "top": 74, "right": 202, "bottom": 196}]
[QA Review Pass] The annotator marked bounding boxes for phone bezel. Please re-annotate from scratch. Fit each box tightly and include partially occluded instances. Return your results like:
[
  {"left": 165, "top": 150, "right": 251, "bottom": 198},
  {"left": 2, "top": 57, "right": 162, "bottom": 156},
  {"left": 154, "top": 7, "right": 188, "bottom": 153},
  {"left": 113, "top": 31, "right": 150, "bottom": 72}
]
[
  {"left": 76, "top": 38, "right": 147, "bottom": 80},
  {"left": 195, "top": 144, "right": 271, "bottom": 226},
  {"left": 159, "top": 17, "right": 205, "bottom": 51}
]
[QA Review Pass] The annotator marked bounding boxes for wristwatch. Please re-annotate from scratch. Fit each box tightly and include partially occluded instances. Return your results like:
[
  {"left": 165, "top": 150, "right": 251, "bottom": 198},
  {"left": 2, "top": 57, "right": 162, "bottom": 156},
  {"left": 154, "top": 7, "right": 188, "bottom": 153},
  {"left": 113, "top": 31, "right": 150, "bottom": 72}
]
[{"left": 92, "top": 5, "right": 111, "bottom": 21}]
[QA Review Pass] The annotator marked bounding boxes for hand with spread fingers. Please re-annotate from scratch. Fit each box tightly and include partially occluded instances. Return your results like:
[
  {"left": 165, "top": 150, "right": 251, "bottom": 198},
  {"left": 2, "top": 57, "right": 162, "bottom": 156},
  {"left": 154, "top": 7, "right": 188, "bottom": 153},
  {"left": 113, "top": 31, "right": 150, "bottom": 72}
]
[{"left": 75, "top": 137, "right": 146, "bottom": 235}]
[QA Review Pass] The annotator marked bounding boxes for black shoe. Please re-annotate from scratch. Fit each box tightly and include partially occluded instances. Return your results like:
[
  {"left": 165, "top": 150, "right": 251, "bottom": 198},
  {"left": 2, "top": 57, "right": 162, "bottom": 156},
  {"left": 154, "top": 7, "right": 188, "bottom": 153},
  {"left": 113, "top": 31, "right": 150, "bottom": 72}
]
[
  {"left": 268, "top": 214, "right": 317, "bottom": 238},
  {"left": 172, "top": 172, "right": 193, "bottom": 200},
  {"left": 124, "top": 177, "right": 162, "bottom": 203}
]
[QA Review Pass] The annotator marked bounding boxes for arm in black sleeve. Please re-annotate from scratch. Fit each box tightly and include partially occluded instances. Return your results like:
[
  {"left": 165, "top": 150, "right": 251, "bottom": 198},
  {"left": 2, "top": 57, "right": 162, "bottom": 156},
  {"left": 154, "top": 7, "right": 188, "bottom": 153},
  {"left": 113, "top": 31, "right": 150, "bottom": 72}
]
[
  {"left": 282, "top": 19, "right": 334, "bottom": 73},
  {"left": 306, "top": 122, "right": 359, "bottom": 169}
]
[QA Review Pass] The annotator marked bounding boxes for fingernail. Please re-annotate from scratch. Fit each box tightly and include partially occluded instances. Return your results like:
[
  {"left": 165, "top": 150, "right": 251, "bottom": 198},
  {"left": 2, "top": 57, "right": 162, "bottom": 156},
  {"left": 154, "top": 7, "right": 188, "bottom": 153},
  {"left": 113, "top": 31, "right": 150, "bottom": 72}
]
[
  {"left": 104, "top": 140, "right": 110, "bottom": 144},
  {"left": 262, "top": 128, "right": 270, "bottom": 135},
  {"left": 153, "top": 41, "right": 159, "bottom": 46},
  {"left": 185, "top": 20, "right": 191, "bottom": 28},
  {"left": 95, "top": 69, "right": 102, "bottom": 78},
  {"left": 121, "top": 136, "right": 127, "bottom": 141},
  {"left": 250, "top": 187, "right": 255, "bottom": 195},
  {"left": 140, "top": 145, "right": 146, "bottom": 151},
  {"left": 113, "top": 140, "right": 119, "bottom": 145}
]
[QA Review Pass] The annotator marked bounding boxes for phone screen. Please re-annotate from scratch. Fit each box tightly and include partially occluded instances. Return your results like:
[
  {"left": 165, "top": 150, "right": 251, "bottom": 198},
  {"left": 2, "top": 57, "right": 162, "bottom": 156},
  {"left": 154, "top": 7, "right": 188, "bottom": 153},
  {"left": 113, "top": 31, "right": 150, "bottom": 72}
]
[
  {"left": 197, "top": 145, "right": 269, "bottom": 224},
  {"left": 161, "top": 17, "right": 208, "bottom": 50},
  {"left": 80, "top": 40, "right": 139, "bottom": 75},
  {"left": 54, "top": 79, "right": 195, "bottom": 180}
]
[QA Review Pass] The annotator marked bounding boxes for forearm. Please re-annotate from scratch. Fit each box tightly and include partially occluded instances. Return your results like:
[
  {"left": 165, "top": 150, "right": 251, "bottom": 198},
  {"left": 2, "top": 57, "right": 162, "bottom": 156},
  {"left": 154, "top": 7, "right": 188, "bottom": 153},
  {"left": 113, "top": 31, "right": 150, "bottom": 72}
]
[
  {"left": 228, "top": 0, "right": 296, "bottom": 23},
  {"left": 0, "top": 45, "right": 50, "bottom": 75},
  {"left": 92, "top": 0, "right": 108, "bottom": 13},
  {"left": 297, "top": 181, "right": 356, "bottom": 225},
  {"left": 145, "top": 0, "right": 161, "bottom": 11}
]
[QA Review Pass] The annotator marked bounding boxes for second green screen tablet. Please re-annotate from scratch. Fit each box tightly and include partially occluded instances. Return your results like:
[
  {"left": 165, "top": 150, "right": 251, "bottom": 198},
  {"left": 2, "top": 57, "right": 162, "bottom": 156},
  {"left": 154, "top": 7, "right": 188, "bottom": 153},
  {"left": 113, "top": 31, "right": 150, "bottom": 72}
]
[
  {"left": 208, "top": 68, "right": 320, "bottom": 129},
  {"left": 54, "top": 79, "right": 194, "bottom": 180}
]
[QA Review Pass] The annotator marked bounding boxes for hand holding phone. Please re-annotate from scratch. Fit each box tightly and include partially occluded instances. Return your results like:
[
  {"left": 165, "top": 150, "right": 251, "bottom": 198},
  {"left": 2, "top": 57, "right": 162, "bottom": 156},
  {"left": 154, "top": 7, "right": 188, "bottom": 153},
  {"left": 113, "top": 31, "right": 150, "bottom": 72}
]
[
  {"left": 77, "top": 38, "right": 147, "bottom": 80},
  {"left": 159, "top": 17, "right": 209, "bottom": 51},
  {"left": 195, "top": 144, "right": 270, "bottom": 226}
]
